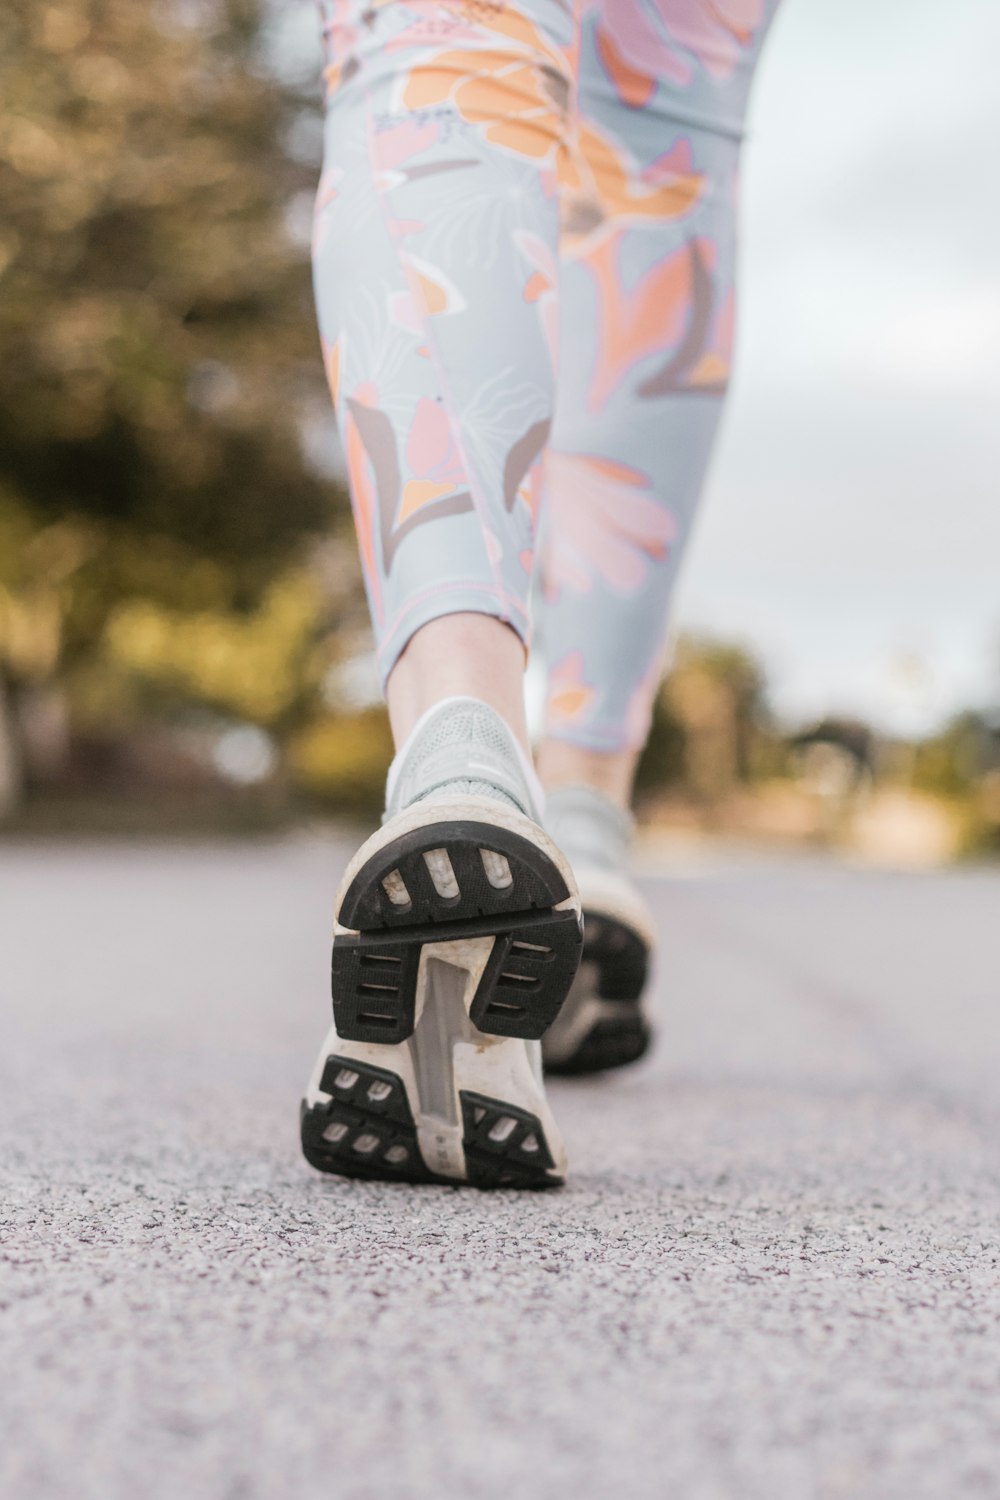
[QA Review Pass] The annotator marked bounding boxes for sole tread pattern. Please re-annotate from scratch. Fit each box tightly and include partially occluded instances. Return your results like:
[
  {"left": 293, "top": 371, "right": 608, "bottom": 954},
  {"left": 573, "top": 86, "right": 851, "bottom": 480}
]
[
  {"left": 549, "top": 1011, "right": 650, "bottom": 1075},
  {"left": 460, "top": 1091, "right": 558, "bottom": 1188},
  {"left": 332, "top": 822, "right": 582, "bottom": 1047},
  {"left": 301, "top": 1057, "right": 561, "bottom": 1189},
  {"left": 300, "top": 1057, "right": 433, "bottom": 1182},
  {"left": 543, "top": 912, "right": 652, "bottom": 1076}
]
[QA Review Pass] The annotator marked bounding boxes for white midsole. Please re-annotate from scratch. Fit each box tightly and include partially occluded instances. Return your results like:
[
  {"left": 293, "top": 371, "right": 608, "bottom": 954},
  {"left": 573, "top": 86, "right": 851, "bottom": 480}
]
[{"left": 571, "top": 864, "right": 656, "bottom": 952}]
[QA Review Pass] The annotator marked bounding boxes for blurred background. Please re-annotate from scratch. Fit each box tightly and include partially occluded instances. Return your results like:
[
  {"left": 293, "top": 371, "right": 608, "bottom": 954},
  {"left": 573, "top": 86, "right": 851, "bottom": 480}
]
[{"left": 1, "top": 0, "right": 998, "bottom": 862}]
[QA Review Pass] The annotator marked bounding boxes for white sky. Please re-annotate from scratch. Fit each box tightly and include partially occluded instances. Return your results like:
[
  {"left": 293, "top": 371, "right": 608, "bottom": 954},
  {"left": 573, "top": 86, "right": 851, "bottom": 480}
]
[
  {"left": 678, "top": 0, "right": 1000, "bottom": 733},
  {"left": 275, "top": 0, "right": 1000, "bottom": 736}
]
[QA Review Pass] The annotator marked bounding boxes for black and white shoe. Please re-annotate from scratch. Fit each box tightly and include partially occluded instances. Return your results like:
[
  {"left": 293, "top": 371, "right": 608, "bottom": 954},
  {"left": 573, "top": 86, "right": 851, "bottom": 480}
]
[
  {"left": 301, "top": 699, "right": 582, "bottom": 1188},
  {"left": 540, "top": 786, "right": 655, "bottom": 1076}
]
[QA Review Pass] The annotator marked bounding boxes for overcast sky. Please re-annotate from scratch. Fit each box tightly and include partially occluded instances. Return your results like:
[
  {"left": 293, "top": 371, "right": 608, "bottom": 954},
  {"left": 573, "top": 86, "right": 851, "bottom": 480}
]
[
  {"left": 277, "top": 0, "right": 1000, "bottom": 735},
  {"left": 680, "top": 0, "right": 1000, "bottom": 732}
]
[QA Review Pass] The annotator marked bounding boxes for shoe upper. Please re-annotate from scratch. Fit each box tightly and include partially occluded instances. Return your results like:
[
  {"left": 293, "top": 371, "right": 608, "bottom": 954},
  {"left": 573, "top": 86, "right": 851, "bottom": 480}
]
[
  {"left": 544, "top": 783, "right": 654, "bottom": 946},
  {"left": 543, "top": 783, "right": 634, "bottom": 871},
  {"left": 385, "top": 696, "right": 544, "bottom": 821}
]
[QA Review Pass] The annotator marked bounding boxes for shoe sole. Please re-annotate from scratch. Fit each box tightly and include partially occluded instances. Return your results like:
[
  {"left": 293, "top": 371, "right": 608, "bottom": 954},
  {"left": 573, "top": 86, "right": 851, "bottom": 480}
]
[
  {"left": 542, "top": 909, "right": 653, "bottom": 1076},
  {"left": 301, "top": 797, "right": 582, "bottom": 1187}
]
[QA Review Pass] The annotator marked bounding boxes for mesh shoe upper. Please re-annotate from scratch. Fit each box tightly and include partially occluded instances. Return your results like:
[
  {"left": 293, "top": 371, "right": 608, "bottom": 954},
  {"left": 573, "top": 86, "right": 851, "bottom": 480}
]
[
  {"left": 542, "top": 784, "right": 634, "bottom": 873},
  {"left": 385, "top": 697, "right": 543, "bottom": 821}
]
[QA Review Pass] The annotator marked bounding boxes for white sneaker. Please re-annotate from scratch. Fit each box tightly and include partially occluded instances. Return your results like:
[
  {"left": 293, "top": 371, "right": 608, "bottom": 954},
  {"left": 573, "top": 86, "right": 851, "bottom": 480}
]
[
  {"left": 540, "top": 786, "right": 655, "bottom": 1075},
  {"left": 301, "top": 698, "right": 582, "bottom": 1188}
]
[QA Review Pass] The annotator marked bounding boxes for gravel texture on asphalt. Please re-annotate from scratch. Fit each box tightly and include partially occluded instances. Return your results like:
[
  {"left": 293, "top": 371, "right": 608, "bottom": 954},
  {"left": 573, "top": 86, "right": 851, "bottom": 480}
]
[{"left": 2, "top": 834, "right": 999, "bottom": 1500}]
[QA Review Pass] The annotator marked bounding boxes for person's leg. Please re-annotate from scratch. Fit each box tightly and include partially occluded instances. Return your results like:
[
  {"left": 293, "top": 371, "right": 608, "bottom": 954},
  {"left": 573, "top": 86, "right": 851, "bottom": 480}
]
[
  {"left": 538, "top": 0, "right": 780, "bottom": 802},
  {"left": 538, "top": 0, "right": 780, "bottom": 1073},
  {"left": 312, "top": 0, "right": 577, "bottom": 748},
  {"left": 386, "top": 614, "right": 531, "bottom": 754},
  {"left": 302, "top": 0, "right": 583, "bottom": 1186}
]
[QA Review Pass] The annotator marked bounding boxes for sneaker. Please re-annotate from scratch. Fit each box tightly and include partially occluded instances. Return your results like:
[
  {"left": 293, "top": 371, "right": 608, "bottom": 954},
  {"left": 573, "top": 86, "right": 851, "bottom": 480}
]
[
  {"left": 540, "top": 785, "right": 655, "bottom": 1075},
  {"left": 300, "top": 697, "right": 582, "bottom": 1188}
]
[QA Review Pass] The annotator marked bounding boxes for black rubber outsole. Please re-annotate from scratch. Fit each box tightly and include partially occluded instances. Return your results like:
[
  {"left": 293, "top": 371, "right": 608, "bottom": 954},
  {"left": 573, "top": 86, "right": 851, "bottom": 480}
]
[
  {"left": 301, "top": 1056, "right": 562, "bottom": 1189},
  {"left": 546, "top": 1010, "right": 652, "bottom": 1075},
  {"left": 331, "top": 819, "right": 582, "bottom": 1046},
  {"left": 544, "top": 911, "right": 653, "bottom": 1076}
]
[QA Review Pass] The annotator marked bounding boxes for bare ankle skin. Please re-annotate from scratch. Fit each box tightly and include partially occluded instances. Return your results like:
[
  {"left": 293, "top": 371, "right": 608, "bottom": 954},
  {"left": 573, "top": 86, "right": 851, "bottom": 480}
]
[
  {"left": 385, "top": 614, "right": 640, "bottom": 811},
  {"left": 536, "top": 739, "right": 639, "bottom": 811},
  {"left": 385, "top": 613, "right": 531, "bottom": 753}
]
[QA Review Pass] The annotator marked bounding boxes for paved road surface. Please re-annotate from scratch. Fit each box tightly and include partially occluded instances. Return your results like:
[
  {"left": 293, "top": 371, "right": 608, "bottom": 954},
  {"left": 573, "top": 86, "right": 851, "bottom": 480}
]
[{"left": 2, "top": 834, "right": 999, "bottom": 1500}]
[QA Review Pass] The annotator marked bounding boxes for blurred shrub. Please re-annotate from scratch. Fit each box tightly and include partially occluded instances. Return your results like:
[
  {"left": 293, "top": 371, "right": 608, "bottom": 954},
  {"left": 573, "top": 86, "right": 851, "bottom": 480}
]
[
  {"left": 911, "top": 712, "right": 996, "bottom": 799},
  {"left": 289, "top": 708, "right": 394, "bottom": 817},
  {"left": 636, "top": 637, "right": 771, "bottom": 805},
  {"left": 0, "top": 0, "right": 332, "bottom": 566},
  {"left": 0, "top": 0, "right": 363, "bottom": 810},
  {"left": 912, "top": 710, "right": 1000, "bottom": 852},
  {"left": 102, "top": 569, "right": 329, "bottom": 727}
]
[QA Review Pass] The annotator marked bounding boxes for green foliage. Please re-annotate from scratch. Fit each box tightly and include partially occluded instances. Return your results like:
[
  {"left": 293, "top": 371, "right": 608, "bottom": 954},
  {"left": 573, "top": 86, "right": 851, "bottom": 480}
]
[
  {"left": 289, "top": 708, "right": 395, "bottom": 816},
  {"left": 0, "top": 0, "right": 335, "bottom": 577},
  {"left": 0, "top": 0, "right": 363, "bottom": 805},
  {"left": 636, "top": 636, "right": 769, "bottom": 804},
  {"left": 633, "top": 689, "right": 686, "bottom": 798},
  {"left": 911, "top": 712, "right": 992, "bottom": 798}
]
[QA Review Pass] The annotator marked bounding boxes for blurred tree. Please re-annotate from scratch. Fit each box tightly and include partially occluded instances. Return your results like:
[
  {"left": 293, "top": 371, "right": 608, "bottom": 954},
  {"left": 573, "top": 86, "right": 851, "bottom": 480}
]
[
  {"left": 912, "top": 711, "right": 995, "bottom": 798},
  {"left": 0, "top": 0, "right": 331, "bottom": 566},
  {"left": 660, "top": 638, "right": 767, "bottom": 805},
  {"left": 633, "top": 686, "right": 686, "bottom": 802},
  {"left": 634, "top": 637, "right": 773, "bottom": 810},
  {"left": 0, "top": 0, "right": 349, "bottom": 803}
]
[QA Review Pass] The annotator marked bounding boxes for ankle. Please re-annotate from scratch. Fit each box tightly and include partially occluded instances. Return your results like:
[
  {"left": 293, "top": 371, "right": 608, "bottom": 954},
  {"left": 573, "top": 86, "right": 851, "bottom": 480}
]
[
  {"left": 542, "top": 784, "right": 634, "bottom": 870},
  {"left": 386, "top": 614, "right": 531, "bottom": 753},
  {"left": 536, "top": 738, "right": 638, "bottom": 811}
]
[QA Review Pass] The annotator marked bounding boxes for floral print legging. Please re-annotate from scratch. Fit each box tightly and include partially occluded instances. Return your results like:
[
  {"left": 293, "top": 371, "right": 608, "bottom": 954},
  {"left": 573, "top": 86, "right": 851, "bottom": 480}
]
[{"left": 313, "top": 0, "right": 779, "bottom": 751}]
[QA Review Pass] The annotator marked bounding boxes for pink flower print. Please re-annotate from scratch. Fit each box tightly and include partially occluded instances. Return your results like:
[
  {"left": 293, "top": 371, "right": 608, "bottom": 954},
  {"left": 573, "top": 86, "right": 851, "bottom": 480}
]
[
  {"left": 388, "top": 289, "right": 424, "bottom": 337},
  {"left": 399, "top": 397, "right": 467, "bottom": 520},
  {"left": 374, "top": 118, "right": 441, "bottom": 179},
  {"left": 641, "top": 137, "right": 695, "bottom": 191},
  {"left": 595, "top": 0, "right": 765, "bottom": 101},
  {"left": 402, "top": 253, "right": 467, "bottom": 318},
  {"left": 595, "top": 0, "right": 689, "bottom": 101},
  {"left": 670, "top": 0, "right": 766, "bottom": 79},
  {"left": 385, "top": 13, "right": 486, "bottom": 54},
  {"left": 543, "top": 452, "right": 676, "bottom": 596},
  {"left": 321, "top": 332, "right": 342, "bottom": 407}
]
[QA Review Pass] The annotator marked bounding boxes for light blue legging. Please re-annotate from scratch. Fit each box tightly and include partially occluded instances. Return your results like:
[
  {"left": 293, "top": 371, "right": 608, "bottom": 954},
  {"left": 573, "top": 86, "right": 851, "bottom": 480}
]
[{"left": 313, "top": 0, "right": 779, "bottom": 750}]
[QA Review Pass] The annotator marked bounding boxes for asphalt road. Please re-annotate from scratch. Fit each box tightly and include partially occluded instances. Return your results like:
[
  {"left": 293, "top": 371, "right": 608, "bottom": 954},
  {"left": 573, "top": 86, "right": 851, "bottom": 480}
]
[{"left": 2, "top": 833, "right": 999, "bottom": 1500}]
